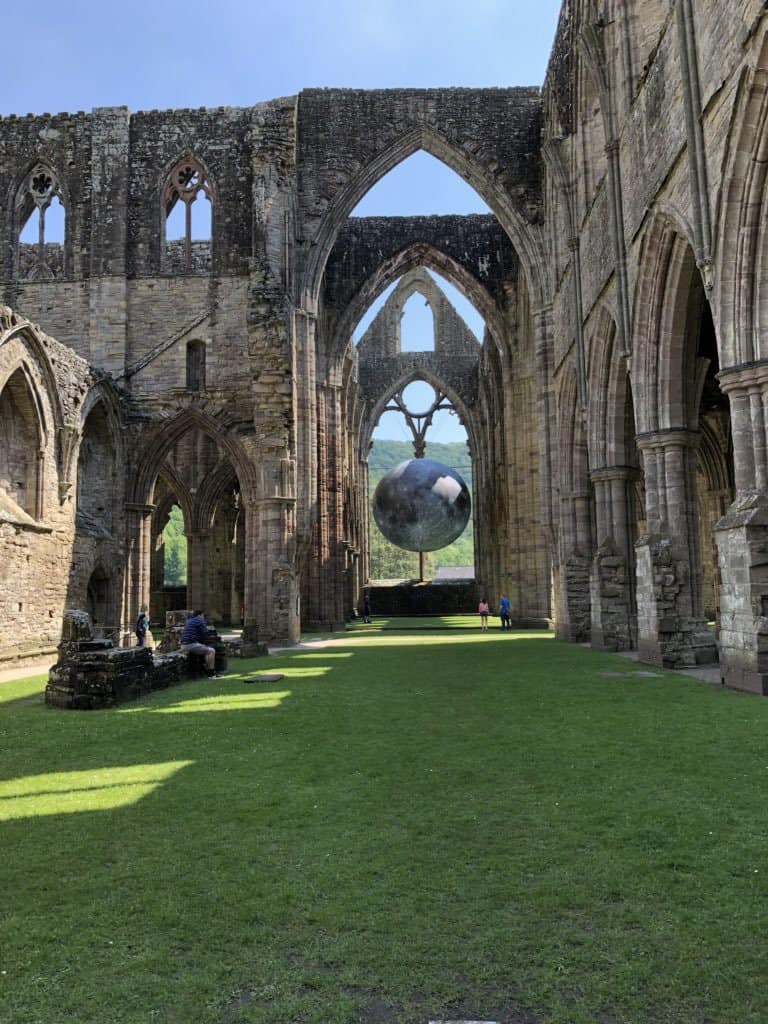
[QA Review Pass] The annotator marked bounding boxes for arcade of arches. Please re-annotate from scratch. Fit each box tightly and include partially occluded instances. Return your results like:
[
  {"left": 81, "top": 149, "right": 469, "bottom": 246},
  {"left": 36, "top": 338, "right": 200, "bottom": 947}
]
[{"left": 3, "top": 3, "right": 768, "bottom": 694}]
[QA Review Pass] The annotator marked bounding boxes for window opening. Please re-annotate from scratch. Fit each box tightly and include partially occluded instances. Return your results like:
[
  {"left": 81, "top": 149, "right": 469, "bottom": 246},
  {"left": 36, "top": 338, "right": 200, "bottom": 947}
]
[
  {"left": 17, "top": 165, "right": 66, "bottom": 279},
  {"left": 163, "top": 505, "right": 188, "bottom": 587},
  {"left": 351, "top": 150, "right": 490, "bottom": 217},
  {"left": 370, "top": 383, "right": 473, "bottom": 581},
  {"left": 186, "top": 340, "right": 206, "bottom": 392},
  {"left": 162, "top": 158, "right": 212, "bottom": 272},
  {"left": 400, "top": 294, "right": 435, "bottom": 352}
]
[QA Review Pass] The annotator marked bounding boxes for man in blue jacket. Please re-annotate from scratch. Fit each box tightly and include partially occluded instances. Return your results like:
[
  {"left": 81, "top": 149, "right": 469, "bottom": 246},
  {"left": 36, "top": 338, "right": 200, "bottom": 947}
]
[
  {"left": 499, "top": 594, "right": 511, "bottom": 631},
  {"left": 180, "top": 610, "right": 218, "bottom": 677}
]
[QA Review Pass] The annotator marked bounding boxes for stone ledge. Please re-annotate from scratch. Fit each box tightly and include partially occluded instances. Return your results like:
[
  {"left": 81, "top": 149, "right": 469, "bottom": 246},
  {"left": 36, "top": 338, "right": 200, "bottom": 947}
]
[{"left": 0, "top": 643, "right": 58, "bottom": 666}]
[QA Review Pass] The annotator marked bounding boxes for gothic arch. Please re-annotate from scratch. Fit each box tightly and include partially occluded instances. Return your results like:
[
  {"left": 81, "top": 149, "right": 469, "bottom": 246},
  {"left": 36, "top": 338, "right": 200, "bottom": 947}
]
[
  {"left": 77, "top": 383, "right": 125, "bottom": 484},
  {"left": 557, "top": 362, "right": 589, "bottom": 499},
  {"left": 11, "top": 160, "right": 69, "bottom": 280},
  {"left": 194, "top": 458, "right": 241, "bottom": 532},
  {"left": 129, "top": 408, "right": 258, "bottom": 509},
  {"left": 631, "top": 212, "right": 715, "bottom": 433},
  {"left": 330, "top": 242, "right": 502, "bottom": 365},
  {"left": 716, "top": 32, "right": 768, "bottom": 367},
  {"left": 589, "top": 309, "right": 641, "bottom": 481},
  {"left": 0, "top": 314, "right": 65, "bottom": 434},
  {"left": 303, "top": 126, "right": 547, "bottom": 314},
  {"left": 360, "top": 369, "right": 477, "bottom": 460},
  {"left": 155, "top": 463, "right": 194, "bottom": 530},
  {"left": 159, "top": 153, "right": 215, "bottom": 273}
]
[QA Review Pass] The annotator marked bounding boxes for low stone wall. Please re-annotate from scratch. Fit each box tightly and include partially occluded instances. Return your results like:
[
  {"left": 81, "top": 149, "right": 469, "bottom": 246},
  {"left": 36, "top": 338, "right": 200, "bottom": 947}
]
[
  {"left": 367, "top": 580, "right": 479, "bottom": 616},
  {"left": 44, "top": 609, "right": 218, "bottom": 710}
]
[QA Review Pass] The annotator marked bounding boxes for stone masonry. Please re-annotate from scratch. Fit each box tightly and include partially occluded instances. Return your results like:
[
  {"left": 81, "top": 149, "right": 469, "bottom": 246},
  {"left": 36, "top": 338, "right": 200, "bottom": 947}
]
[{"left": 3, "top": 3, "right": 768, "bottom": 694}]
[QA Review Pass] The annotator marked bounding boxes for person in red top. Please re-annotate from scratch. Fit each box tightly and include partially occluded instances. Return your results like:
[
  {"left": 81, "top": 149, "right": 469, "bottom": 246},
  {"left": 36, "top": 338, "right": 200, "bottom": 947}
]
[{"left": 478, "top": 597, "right": 490, "bottom": 631}]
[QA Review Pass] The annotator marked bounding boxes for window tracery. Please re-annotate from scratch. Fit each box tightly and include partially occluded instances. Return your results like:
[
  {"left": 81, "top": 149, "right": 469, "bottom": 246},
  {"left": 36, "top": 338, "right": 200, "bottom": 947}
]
[
  {"left": 16, "top": 164, "right": 66, "bottom": 281},
  {"left": 162, "top": 157, "right": 212, "bottom": 273}
]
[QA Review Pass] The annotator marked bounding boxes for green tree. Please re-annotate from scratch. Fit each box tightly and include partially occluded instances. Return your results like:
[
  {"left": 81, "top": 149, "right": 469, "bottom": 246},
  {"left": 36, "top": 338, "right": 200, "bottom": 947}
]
[{"left": 163, "top": 506, "right": 188, "bottom": 586}]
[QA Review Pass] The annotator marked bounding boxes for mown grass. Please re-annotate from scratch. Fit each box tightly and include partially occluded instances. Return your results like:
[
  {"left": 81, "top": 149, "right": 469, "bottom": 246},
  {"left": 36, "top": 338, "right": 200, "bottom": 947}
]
[{"left": 1, "top": 627, "right": 767, "bottom": 1024}]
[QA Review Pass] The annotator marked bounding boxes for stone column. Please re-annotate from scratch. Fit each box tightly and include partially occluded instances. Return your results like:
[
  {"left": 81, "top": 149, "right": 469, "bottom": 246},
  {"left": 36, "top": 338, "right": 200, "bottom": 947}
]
[
  {"left": 185, "top": 531, "right": 209, "bottom": 613},
  {"left": 556, "top": 486, "right": 593, "bottom": 643},
  {"left": 589, "top": 467, "right": 637, "bottom": 650},
  {"left": 123, "top": 502, "right": 154, "bottom": 645},
  {"left": 242, "top": 465, "right": 299, "bottom": 648},
  {"left": 715, "top": 363, "right": 768, "bottom": 693},
  {"left": 634, "top": 430, "right": 716, "bottom": 668},
  {"left": 324, "top": 381, "right": 347, "bottom": 630},
  {"left": 303, "top": 384, "right": 328, "bottom": 629},
  {"left": 531, "top": 305, "right": 556, "bottom": 630}
]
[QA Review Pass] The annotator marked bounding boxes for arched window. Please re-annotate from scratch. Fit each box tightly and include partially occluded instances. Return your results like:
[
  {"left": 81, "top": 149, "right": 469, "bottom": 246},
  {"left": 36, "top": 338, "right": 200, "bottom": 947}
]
[
  {"left": 163, "top": 505, "right": 188, "bottom": 587},
  {"left": 186, "top": 340, "right": 206, "bottom": 392},
  {"left": 400, "top": 293, "right": 435, "bottom": 352},
  {"left": 16, "top": 164, "right": 66, "bottom": 280},
  {"left": 0, "top": 368, "right": 42, "bottom": 518},
  {"left": 162, "top": 157, "right": 212, "bottom": 274}
]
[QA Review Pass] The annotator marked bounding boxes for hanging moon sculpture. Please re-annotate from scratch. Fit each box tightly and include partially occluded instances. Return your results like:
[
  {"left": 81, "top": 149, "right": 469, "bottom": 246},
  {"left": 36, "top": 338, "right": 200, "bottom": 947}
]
[{"left": 372, "top": 458, "right": 471, "bottom": 552}]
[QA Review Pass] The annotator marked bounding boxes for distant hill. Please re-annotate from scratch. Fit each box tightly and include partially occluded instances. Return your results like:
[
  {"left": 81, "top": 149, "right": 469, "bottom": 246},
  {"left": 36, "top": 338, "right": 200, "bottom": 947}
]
[
  {"left": 368, "top": 440, "right": 472, "bottom": 487},
  {"left": 367, "top": 439, "right": 475, "bottom": 579}
]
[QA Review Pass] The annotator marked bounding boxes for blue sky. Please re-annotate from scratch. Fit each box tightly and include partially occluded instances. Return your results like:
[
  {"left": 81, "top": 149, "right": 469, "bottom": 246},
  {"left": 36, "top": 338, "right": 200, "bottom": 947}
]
[{"left": 4, "top": 0, "right": 562, "bottom": 443}]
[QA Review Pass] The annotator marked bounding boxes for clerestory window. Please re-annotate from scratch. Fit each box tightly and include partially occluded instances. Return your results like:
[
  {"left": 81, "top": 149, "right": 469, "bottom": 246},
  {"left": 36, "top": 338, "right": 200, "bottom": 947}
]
[
  {"left": 162, "top": 157, "right": 212, "bottom": 274},
  {"left": 16, "top": 165, "right": 66, "bottom": 280}
]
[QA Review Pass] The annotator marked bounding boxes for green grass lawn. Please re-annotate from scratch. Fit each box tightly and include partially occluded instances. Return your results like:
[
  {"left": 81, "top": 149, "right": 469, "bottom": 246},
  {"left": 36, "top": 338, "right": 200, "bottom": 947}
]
[{"left": 1, "top": 628, "right": 767, "bottom": 1024}]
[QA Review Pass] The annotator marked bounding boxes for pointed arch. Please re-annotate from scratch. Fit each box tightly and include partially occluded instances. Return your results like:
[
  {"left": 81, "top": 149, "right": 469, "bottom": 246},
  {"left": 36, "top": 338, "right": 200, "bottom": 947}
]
[
  {"left": 557, "top": 362, "right": 588, "bottom": 498},
  {"left": 0, "top": 314, "right": 66, "bottom": 434},
  {"left": 160, "top": 153, "right": 215, "bottom": 274},
  {"left": 715, "top": 32, "right": 768, "bottom": 367},
  {"left": 360, "top": 368, "right": 477, "bottom": 460},
  {"left": 129, "top": 408, "right": 258, "bottom": 509},
  {"left": 302, "top": 127, "right": 546, "bottom": 313},
  {"left": 0, "top": 366, "right": 45, "bottom": 518},
  {"left": 331, "top": 242, "right": 502, "bottom": 364},
  {"left": 194, "top": 457, "right": 241, "bottom": 532},
  {"left": 631, "top": 211, "right": 715, "bottom": 433},
  {"left": 12, "top": 160, "right": 68, "bottom": 280}
]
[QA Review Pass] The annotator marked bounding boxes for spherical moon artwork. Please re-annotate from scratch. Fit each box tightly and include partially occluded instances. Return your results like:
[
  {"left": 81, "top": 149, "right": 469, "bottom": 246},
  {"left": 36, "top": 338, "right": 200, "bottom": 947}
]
[{"left": 372, "top": 458, "right": 471, "bottom": 552}]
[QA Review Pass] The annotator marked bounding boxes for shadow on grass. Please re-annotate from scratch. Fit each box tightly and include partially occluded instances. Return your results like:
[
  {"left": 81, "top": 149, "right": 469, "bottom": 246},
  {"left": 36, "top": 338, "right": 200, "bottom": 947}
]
[{"left": 3, "top": 632, "right": 768, "bottom": 1024}]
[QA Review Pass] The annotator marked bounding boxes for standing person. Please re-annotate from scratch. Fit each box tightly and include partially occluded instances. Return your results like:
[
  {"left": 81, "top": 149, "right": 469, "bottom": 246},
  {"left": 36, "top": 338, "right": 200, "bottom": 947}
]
[
  {"left": 478, "top": 597, "right": 490, "bottom": 631},
  {"left": 499, "top": 594, "right": 511, "bottom": 631},
  {"left": 362, "top": 592, "right": 372, "bottom": 624},
  {"left": 180, "top": 610, "right": 219, "bottom": 677},
  {"left": 135, "top": 606, "right": 150, "bottom": 647}
]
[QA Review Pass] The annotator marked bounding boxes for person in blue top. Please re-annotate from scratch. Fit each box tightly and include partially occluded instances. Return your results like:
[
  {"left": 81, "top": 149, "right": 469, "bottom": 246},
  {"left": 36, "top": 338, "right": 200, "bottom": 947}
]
[
  {"left": 499, "top": 594, "right": 511, "bottom": 631},
  {"left": 180, "top": 610, "right": 218, "bottom": 677}
]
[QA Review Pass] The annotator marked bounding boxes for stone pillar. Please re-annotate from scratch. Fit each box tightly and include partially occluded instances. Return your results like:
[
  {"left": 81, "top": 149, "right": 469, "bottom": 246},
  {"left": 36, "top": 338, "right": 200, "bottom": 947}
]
[
  {"left": 185, "top": 531, "right": 209, "bottom": 613},
  {"left": 531, "top": 304, "right": 556, "bottom": 628},
  {"left": 303, "top": 385, "right": 328, "bottom": 629},
  {"left": 242, "top": 466, "right": 299, "bottom": 647},
  {"left": 589, "top": 467, "right": 637, "bottom": 650},
  {"left": 556, "top": 478, "right": 594, "bottom": 643},
  {"left": 123, "top": 502, "right": 154, "bottom": 645},
  {"left": 715, "top": 364, "right": 768, "bottom": 693},
  {"left": 324, "top": 381, "right": 346, "bottom": 630},
  {"left": 634, "top": 430, "right": 717, "bottom": 668}
]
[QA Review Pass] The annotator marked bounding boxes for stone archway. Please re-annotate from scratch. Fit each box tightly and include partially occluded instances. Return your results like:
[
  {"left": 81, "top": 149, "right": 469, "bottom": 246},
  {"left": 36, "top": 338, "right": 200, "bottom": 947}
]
[{"left": 631, "top": 215, "right": 724, "bottom": 668}]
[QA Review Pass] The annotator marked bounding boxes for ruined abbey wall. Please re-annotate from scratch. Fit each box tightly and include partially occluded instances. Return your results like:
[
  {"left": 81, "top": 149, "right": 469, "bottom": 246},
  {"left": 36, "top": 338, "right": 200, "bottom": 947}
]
[{"left": 4, "top": 1, "right": 768, "bottom": 692}]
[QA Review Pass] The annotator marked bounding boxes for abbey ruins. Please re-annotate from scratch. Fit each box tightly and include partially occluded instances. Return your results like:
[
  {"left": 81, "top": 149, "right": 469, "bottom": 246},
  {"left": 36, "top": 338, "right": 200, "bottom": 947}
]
[{"left": 3, "top": 0, "right": 768, "bottom": 691}]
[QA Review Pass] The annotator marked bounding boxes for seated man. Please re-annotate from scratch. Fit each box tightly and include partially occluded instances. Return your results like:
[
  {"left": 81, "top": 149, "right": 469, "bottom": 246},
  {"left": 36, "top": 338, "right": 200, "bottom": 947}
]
[{"left": 180, "top": 610, "right": 218, "bottom": 678}]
